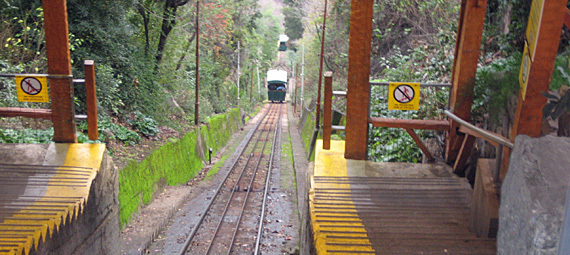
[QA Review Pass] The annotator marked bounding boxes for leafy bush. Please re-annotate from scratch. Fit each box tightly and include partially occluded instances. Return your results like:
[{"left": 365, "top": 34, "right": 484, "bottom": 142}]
[
  {"left": 98, "top": 118, "right": 141, "bottom": 145},
  {"left": 0, "top": 128, "right": 53, "bottom": 143},
  {"left": 472, "top": 53, "right": 521, "bottom": 122},
  {"left": 131, "top": 111, "right": 160, "bottom": 137},
  {"left": 369, "top": 128, "right": 423, "bottom": 163}
]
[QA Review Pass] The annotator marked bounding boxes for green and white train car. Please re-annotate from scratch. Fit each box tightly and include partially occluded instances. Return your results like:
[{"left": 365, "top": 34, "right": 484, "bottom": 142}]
[{"left": 267, "top": 69, "right": 287, "bottom": 103}]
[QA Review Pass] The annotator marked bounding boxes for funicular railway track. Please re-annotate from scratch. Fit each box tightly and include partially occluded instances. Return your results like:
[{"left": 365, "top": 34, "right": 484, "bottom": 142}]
[{"left": 178, "top": 103, "right": 283, "bottom": 255}]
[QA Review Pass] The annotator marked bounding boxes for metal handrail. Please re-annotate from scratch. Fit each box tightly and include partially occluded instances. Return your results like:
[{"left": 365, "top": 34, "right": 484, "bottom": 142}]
[
  {"left": 370, "top": 81, "right": 452, "bottom": 87},
  {"left": 0, "top": 73, "right": 73, "bottom": 79},
  {"left": 444, "top": 110, "right": 513, "bottom": 149},
  {"left": 445, "top": 110, "right": 512, "bottom": 186}
]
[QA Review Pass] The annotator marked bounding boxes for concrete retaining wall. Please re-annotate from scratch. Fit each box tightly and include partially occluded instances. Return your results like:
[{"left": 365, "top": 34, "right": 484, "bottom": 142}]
[{"left": 33, "top": 154, "right": 120, "bottom": 255}]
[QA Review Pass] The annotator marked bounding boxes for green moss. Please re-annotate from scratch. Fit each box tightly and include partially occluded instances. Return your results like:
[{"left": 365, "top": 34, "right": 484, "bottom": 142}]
[
  {"left": 301, "top": 113, "right": 316, "bottom": 161},
  {"left": 119, "top": 108, "right": 242, "bottom": 227},
  {"left": 207, "top": 153, "right": 230, "bottom": 178}
]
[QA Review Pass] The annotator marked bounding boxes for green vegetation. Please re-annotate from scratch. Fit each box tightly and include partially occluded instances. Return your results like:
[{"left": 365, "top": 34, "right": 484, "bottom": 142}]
[
  {"left": 1, "top": 0, "right": 281, "bottom": 145},
  {"left": 119, "top": 128, "right": 202, "bottom": 226},
  {"left": 119, "top": 108, "right": 241, "bottom": 227},
  {"left": 300, "top": 111, "right": 316, "bottom": 161}
]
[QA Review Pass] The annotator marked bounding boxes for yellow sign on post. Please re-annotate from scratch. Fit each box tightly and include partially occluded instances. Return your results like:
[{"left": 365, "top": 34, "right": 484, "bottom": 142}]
[
  {"left": 15, "top": 76, "right": 49, "bottom": 103},
  {"left": 388, "top": 82, "right": 420, "bottom": 110},
  {"left": 525, "top": 0, "right": 545, "bottom": 61},
  {"left": 519, "top": 43, "right": 531, "bottom": 100}
]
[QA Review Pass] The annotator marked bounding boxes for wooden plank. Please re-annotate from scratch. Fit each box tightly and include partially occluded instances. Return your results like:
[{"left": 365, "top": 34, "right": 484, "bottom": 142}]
[
  {"left": 446, "top": 0, "right": 488, "bottom": 162},
  {"left": 404, "top": 128, "right": 434, "bottom": 162},
  {"left": 0, "top": 107, "right": 52, "bottom": 119},
  {"left": 512, "top": 1, "right": 567, "bottom": 138},
  {"left": 470, "top": 158, "right": 499, "bottom": 238},
  {"left": 84, "top": 60, "right": 98, "bottom": 141},
  {"left": 345, "top": 0, "right": 374, "bottom": 160},
  {"left": 43, "top": 0, "right": 76, "bottom": 143},
  {"left": 368, "top": 117, "right": 450, "bottom": 131},
  {"left": 453, "top": 134, "right": 476, "bottom": 175},
  {"left": 323, "top": 72, "right": 333, "bottom": 150}
]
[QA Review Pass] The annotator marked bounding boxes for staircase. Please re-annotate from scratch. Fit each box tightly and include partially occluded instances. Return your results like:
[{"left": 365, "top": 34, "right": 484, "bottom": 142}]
[{"left": 310, "top": 176, "right": 497, "bottom": 254}]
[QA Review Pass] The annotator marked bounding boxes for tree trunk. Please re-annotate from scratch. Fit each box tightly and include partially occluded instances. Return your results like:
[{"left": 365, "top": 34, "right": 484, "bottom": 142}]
[
  {"left": 155, "top": 0, "right": 191, "bottom": 70},
  {"left": 175, "top": 31, "right": 196, "bottom": 71},
  {"left": 137, "top": 4, "right": 150, "bottom": 57}
]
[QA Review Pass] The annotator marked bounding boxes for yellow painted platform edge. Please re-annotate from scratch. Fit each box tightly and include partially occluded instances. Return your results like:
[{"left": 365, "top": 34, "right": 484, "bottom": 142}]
[
  {"left": 0, "top": 144, "right": 105, "bottom": 255},
  {"left": 310, "top": 140, "right": 375, "bottom": 254}
]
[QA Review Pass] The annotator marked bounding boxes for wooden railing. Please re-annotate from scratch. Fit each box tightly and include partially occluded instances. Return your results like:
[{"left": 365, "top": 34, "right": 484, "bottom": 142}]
[
  {"left": 0, "top": 60, "right": 99, "bottom": 141},
  {"left": 322, "top": 74, "right": 452, "bottom": 162}
]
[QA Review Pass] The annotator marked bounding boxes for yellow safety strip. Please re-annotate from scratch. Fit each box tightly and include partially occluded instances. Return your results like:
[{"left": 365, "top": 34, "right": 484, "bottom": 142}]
[
  {"left": 310, "top": 140, "right": 375, "bottom": 254},
  {"left": 0, "top": 144, "right": 105, "bottom": 255}
]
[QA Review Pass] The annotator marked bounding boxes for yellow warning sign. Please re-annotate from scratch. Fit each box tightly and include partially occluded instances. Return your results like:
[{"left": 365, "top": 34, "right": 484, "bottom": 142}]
[
  {"left": 525, "top": 0, "right": 544, "bottom": 61},
  {"left": 388, "top": 82, "right": 420, "bottom": 110},
  {"left": 16, "top": 76, "right": 49, "bottom": 102},
  {"left": 519, "top": 43, "right": 531, "bottom": 100}
]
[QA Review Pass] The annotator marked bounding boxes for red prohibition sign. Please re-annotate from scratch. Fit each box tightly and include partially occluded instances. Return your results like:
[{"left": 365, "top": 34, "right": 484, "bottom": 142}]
[
  {"left": 20, "top": 77, "right": 42, "bottom": 95},
  {"left": 393, "top": 84, "right": 415, "bottom": 103}
]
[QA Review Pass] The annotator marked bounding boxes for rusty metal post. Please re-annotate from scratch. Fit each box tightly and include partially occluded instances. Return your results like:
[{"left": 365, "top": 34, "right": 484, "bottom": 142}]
[
  {"left": 43, "top": 0, "right": 76, "bottom": 143},
  {"left": 195, "top": 0, "right": 200, "bottom": 125},
  {"left": 323, "top": 72, "right": 333, "bottom": 150},
  {"left": 84, "top": 60, "right": 98, "bottom": 141},
  {"left": 445, "top": 0, "right": 488, "bottom": 162},
  {"left": 250, "top": 68, "right": 253, "bottom": 103},
  {"left": 316, "top": 0, "right": 328, "bottom": 130},
  {"left": 345, "top": 0, "right": 373, "bottom": 160}
]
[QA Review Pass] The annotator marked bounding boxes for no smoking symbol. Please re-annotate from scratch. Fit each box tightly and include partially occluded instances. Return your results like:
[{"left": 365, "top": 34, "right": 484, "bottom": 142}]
[
  {"left": 393, "top": 84, "right": 415, "bottom": 103},
  {"left": 20, "top": 77, "right": 42, "bottom": 95}
]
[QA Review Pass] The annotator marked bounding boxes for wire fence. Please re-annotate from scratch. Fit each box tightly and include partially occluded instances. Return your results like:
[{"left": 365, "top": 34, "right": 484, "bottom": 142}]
[{"left": 368, "top": 82, "right": 450, "bottom": 162}]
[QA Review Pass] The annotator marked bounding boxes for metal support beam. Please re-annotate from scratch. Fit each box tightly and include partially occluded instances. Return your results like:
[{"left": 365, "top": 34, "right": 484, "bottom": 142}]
[
  {"left": 345, "top": 0, "right": 374, "bottom": 160},
  {"left": 445, "top": 0, "right": 488, "bottom": 163},
  {"left": 195, "top": 0, "right": 200, "bottom": 125},
  {"left": 43, "top": 0, "right": 76, "bottom": 143}
]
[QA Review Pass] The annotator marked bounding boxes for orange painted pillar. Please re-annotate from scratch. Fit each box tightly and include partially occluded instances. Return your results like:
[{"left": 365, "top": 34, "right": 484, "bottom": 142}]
[
  {"left": 345, "top": 0, "right": 373, "bottom": 160},
  {"left": 43, "top": 0, "right": 77, "bottom": 143},
  {"left": 512, "top": 0, "right": 567, "bottom": 138},
  {"left": 84, "top": 60, "right": 98, "bottom": 141},
  {"left": 445, "top": 0, "right": 487, "bottom": 162},
  {"left": 323, "top": 72, "right": 333, "bottom": 150}
]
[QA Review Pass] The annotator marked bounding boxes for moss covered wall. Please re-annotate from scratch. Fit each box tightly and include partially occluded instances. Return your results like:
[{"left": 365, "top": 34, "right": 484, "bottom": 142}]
[
  {"left": 118, "top": 108, "right": 241, "bottom": 227},
  {"left": 301, "top": 109, "right": 316, "bottom": 161}
]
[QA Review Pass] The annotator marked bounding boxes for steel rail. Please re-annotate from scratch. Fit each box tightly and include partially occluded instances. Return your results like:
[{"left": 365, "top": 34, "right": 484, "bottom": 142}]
[
  {"left": 177, "top": 104, "right": 275, "bottom": 255},
  {"left": 444, "top": 110, "right": 513, "bottom": 149},
  {"left": 205, "top": 104, "right": 277, "bottom": 254},
  {"left": 254, "top": 104, "right": 283, "bottom": 254},
  {"left": 227, "top": 104, "right": 281, "bottom": 254}
]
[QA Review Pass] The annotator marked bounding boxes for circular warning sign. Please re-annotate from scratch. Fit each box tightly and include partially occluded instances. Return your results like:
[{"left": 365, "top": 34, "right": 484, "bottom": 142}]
[
  {"left": 20, "top": 77, "right": 42, "bottom": 95},
  {"left": 393, "top": 84, "right": 415, "bottom": 103}
]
